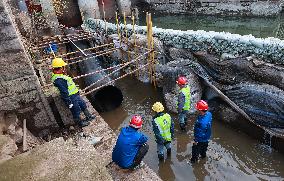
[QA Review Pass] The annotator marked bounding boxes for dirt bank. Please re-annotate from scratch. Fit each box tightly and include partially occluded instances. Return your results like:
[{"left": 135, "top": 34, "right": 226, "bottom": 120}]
[{"left": 0, "top": 95, "right": 162, "bottom": 181}]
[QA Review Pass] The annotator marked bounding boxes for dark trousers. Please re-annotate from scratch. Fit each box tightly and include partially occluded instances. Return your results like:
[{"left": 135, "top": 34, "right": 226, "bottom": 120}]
[
  {"left": 130, "top": 143, "right": 149, "bottom": 169},
  {"left": 69, "top": 94, "right": 87, "bottom": 119},
  {"left": 191, "top": 141, "right": 208, "bottom": 161}
]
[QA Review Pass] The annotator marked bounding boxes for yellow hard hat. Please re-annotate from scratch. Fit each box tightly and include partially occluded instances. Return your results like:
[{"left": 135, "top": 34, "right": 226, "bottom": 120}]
[
  {"left": 52, "top": 58, "right": 67, "bottom": 68},
  {"left": 152, "top": 102, "right": 164, "bottom": 112}
]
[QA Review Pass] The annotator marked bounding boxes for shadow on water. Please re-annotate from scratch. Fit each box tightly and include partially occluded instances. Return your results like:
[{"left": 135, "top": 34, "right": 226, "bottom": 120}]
[{"left": 101, "top": 76, "right": 284, "bottom": 180}]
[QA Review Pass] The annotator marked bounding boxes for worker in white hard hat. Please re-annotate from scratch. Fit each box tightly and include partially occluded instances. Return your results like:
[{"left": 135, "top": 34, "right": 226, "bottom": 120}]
[{"left": 152, "top": 102, "right": 174, "bottom": 161}]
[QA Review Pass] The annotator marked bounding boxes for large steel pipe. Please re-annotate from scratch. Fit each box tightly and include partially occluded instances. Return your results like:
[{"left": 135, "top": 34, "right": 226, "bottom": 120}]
[{"left": 66, "top": 38, "right": 123, "bottom": 112}]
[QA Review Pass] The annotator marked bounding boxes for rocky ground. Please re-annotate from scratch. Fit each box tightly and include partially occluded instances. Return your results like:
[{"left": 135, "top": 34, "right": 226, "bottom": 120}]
[{"left": 0, "top": 96, "right": 162, "bottom": 181}]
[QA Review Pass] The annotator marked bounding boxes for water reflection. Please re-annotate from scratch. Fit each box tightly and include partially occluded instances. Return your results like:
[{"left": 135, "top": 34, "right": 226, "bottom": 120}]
[
  {"left": 158, "top": 159, "right": 175, "bottom": 181},
  {"left": 100, "top": 106, "right": 128, "bottom": 131}
]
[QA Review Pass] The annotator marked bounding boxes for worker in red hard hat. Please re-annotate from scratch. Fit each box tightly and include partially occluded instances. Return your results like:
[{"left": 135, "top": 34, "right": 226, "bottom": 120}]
[
  {"left": 190, "top": 100, "right": 212, "bottom": 163},
  {"left": 176, "top": 76, "right": 191, "bottom": 131},
  {"left": 112, "top": 115, "right": 149, "bottom": 170}
]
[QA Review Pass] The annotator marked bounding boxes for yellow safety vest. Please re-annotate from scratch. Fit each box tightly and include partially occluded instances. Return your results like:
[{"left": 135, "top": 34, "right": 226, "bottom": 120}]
[
  {"left": 180, "top": 85, "right": 190, "bottom": 111},
  {"left": 51, "top": 73, "right": 79, "bottom": 96},
  {"left": 154, "top": 113, "right": 172, "bottom": 141}
]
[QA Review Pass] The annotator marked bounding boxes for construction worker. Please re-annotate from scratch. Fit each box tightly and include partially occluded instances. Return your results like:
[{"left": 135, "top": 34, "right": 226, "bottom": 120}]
[
  {"left": 152, "top": 102, "right": 174, "bottom": 160},
  {"left": 191, "top": 100, "right": 212, "bottom": 163},
  {"left": 176, "top": 76, "right": 191, "bottom": 131},
  {"left": 51, "top": 58, "right": 95, "bottom": 127},
  {"left": 112, "top": 115, "right": 149, "bottom": 170}
]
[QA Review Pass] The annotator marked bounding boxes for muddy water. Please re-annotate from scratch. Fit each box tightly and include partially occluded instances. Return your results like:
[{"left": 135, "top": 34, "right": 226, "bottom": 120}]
[{"left": 101, "top": 77, "right": 284, "bottom": 181}]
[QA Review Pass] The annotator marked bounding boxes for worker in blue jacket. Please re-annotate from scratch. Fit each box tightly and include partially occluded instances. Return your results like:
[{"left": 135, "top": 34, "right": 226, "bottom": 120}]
[
  {"left": 191, "top": 100, "right": 212, "bottom": 163},
  {"left": 112, "top": 115, "right": 149, "bottom": 170},
  {"left": 151, "top": 102, "right": 174, "bottom": 160},
  {"left": 51, "top": 58, "right": 95, "bottom": 127}
]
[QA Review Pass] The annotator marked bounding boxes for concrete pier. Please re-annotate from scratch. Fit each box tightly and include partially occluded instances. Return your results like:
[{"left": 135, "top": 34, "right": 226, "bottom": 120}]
[
  {"left": 117, "top": 0, "right": 132, "bottom": 16},
  {"left": 78, "top": 0, "right": 101, "bottom": 21},
  {"left": 39, "top": 0, "right": 61, "bottom": 35}
]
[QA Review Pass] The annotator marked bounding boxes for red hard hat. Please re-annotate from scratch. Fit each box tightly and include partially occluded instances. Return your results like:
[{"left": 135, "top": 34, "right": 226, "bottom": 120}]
[
  {"left": 195, "top": 100, "right": 209, "bottom": 111},
  {"left": 129, "top": 115, "right": 143, "bottom": 129},
  {"left": 176, "top": 76, "right": 188, "bottom": 85}
]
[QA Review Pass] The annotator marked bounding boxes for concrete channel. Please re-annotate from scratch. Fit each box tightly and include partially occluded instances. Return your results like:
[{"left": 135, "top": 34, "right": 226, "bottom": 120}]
[{"left": 1, "top": 0, "right": 284, "bottom": 180}]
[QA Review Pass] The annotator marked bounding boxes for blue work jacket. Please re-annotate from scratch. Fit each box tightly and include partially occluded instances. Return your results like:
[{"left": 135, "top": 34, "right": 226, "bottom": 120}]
[
  {"left": 112, "top": 126, "right": 148, "bottom": 169},
  {"left": 194, "top": 111, "right": 212, "bottom": 142},
  {"left": 53, "top": 78, "right": 72, "bottom": 106}
]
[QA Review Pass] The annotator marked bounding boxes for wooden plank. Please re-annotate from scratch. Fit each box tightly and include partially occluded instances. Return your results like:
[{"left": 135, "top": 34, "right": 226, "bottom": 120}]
[
  {"left": 204, "top": 79, "right": 254, "bottom": 122},
  {"left": 38, "top": 67, "right": 47, "bottom": 86},
  {"left": 23, "top": 119, "right": 27, "bottom": 152}
]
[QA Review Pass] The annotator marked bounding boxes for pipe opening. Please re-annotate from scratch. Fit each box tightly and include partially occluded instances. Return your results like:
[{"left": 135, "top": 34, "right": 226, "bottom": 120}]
[{"left": 88, "top": 85, "right": 123, "bottom": 113}]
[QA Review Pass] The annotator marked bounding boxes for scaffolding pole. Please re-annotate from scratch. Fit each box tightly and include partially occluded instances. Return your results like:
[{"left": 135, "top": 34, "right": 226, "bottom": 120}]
[
  {"left": 82, "top": 62, "right": 150, "bottom": 96},
  {"left": 82, "top": 50, "right": 152, "bottom": 92},
  {"left": 42, "top": 55, "right": 149, "bottom": 89},
  {"left": 123, "top": 12, "right": 131, "bottom": 62},
  {"left": 37, "top": 43, "right": 114, "bottom": 62},
  {"left": 67, "top": 38, "right": 88, "bottom": 57},
  {"left": 33, "top": 33, "right": 95, "bottom": 50},
  {"left": 102, "top": 0, "right": 107, "bottom": 33},
  {"left": 132, "top": 12, "right": 139, "bottom": 77}
]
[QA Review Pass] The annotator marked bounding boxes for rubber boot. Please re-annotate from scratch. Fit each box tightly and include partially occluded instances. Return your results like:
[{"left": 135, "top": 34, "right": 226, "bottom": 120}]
[
  {"left": 167, "top": 148, "right": 171, "bottom": 156},
  {"left": 158, "top": 154, "right": 164, "bottom": 161},
  {"left": 185, "top": 119, "right": 188, "bottom": 126},
  {"left": 80, "top": 121, "right": 90, "bottom": 127},
  {"left": 190, "top": 157, "right": 198, "bottom": 164},
  {"left": 200, "top": 154, "right": 206, "bottom": 159},
  {"left": 74, "top": 118, "right": 90, "bottom": 128},
  {"left": 83, "top": 109, "right": 96, "bottom": 122},
  {"left": 180, "top": 123, "right": 186, "bottom": 131}
]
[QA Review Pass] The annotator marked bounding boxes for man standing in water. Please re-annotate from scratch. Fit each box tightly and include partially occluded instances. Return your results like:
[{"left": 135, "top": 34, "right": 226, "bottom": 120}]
[
  {"left": 152, "top": 102, "right": 174, "bottom": 160},
  {"left": 51, "top": 58, "right": 95, "bottom": 127},
  {"left": 191, "top": 100, "right": 212, "bottom": 163},
  {"left": 112, "top": 115, "right": 149, "bottom": 170},
  {"left": 176, "top": 76, "right": 191, "bottom": 131}
]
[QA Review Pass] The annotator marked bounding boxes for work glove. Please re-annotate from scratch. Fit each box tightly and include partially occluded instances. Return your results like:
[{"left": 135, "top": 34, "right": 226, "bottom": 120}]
[{"left": 69, "top": 104, "right": 74, "bottom": 109}]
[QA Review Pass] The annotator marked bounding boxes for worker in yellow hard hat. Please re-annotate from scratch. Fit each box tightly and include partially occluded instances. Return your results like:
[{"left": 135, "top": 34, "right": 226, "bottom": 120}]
[
  {"left": 151, "top": 102, "right": 174, "bottom": 161},
  {"left": 51, "top": 58, "right": 95, "bottom": 127}
]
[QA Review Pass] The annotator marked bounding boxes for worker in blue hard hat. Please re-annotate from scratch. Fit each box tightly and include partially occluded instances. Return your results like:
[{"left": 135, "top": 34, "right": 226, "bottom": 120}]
[{"left": 51, "top": 58, "right": 95, "bottom": 127}]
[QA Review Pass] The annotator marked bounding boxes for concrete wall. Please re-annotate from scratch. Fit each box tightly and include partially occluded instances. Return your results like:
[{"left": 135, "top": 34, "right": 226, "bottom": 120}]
[
  {"left": 78, "top": 0, "right": 101, "bottom": 20},
  {"left": 145, "top": 0, "right": 282, "bottom": 16},
  {"left": 39, "top": 0, "right": 61, "bottom": 35},
  {"left": 0, "top": 0, "right": 57, "bottom": 131},
  {"left": 117, "top": 0, "right": 132, "bottom": 16},
  {"left": 84, "top": 19, "right": 284, "bottom": 64}
]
